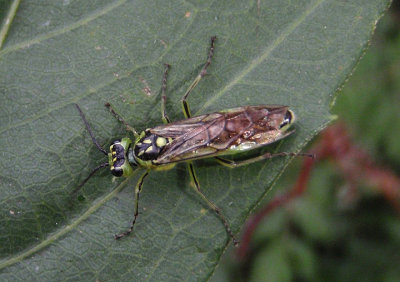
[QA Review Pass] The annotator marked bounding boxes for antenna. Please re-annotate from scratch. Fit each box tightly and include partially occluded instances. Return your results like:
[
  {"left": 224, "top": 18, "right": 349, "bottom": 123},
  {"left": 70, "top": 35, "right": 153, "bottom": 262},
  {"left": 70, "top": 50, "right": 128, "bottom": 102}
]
[
  {"left": 71, "top": 162, "right": 109, "bottom": 196},
  {"left": 73, "top": 104, "right": 110, "bottom": 195},
  {"left": 75, "top": 103, "right": 107, "bottom": 155}
]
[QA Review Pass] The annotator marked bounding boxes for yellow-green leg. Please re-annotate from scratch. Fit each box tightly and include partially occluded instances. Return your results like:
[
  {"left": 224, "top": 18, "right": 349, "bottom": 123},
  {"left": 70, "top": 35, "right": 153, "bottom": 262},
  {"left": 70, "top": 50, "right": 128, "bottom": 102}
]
[
  {"left": 115, "top": 170, "right": 150, "bottom": 240},
  {"left": 181, "top": 36, "right": 217, "bottom": 118},
  {"left": 187, "top": 162, "right": 239, "bottom": 246},
  {"left": 177, "top": 37, "right": 239, "bottom": 244}
]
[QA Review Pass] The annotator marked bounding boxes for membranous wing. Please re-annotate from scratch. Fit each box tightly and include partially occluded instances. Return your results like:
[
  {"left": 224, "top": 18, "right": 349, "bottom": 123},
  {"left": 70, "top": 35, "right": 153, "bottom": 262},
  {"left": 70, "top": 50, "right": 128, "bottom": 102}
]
[{"left": 150, "top": 105, "right": 294, "bottom": 164}]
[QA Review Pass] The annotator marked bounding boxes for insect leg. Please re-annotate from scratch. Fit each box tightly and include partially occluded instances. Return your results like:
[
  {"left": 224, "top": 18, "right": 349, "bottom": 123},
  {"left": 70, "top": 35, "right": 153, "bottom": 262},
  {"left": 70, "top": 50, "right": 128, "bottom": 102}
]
[
  {"left": 115, "top": 170, "right": 150, "bottom": 240},
  {"left": 214, "top": 152, "right": 315, "bottom": 168},
  {"left": 181, "top": 36, "right": 217, "bottom": 118},
  {"left": 161, "top": 63, "right": 171, "bottom": 124},
  {"left": 105, "top": 102, "right": 139, "bottom": 138},
  {"left": 187, "top": 162, "right": 239, "bottom": 246}
]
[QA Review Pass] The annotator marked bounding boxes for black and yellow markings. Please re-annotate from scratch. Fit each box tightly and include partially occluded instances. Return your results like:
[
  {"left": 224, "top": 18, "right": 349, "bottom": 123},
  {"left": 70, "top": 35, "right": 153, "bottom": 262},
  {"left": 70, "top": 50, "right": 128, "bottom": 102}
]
[
  {"left": 110, "top": 141, "right": 125, "bottom": 176},
  {"left": 134, "top": 133, "right": 170, "bottom": 161},
  {"left": 156, "top": 137, "right": 167, "bottom": 147}
]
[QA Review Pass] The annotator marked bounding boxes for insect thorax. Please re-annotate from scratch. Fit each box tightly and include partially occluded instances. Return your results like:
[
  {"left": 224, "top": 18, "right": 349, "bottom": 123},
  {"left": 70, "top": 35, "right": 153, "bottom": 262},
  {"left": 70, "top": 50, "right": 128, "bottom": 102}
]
[{"left": 134, "top": 130, "right": 171, "bottom": 162}]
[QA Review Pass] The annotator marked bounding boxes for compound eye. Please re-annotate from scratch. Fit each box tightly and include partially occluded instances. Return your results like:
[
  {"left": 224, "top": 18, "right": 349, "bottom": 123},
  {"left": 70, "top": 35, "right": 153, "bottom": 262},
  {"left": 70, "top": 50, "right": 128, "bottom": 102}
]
[{"left": 111, "top": 166, "right": 123, "bottom": 177}]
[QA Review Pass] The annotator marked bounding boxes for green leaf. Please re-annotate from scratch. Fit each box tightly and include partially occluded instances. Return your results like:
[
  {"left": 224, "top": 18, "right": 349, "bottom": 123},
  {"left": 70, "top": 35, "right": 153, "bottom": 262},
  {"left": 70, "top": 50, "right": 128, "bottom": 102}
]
[
  {"left": 0, "top": 0, "right": 390, "bottom": 280},
  {"left": 249, "top": 240, "right": 292, "bottom": 282}
]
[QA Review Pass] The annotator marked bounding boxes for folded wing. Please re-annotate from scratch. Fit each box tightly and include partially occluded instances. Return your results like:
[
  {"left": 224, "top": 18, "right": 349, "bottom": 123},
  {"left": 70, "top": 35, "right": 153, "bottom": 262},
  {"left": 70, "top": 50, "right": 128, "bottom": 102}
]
[{"left": 150, "top": 105, "right": 292, "bottom": 164}]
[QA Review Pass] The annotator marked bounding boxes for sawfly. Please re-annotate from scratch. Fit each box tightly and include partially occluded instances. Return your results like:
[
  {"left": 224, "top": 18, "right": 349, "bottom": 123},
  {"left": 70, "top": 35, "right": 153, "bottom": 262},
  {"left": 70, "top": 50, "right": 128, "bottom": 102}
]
[{"left": 74, "top": 36, "right": 312, "bottom": 246}]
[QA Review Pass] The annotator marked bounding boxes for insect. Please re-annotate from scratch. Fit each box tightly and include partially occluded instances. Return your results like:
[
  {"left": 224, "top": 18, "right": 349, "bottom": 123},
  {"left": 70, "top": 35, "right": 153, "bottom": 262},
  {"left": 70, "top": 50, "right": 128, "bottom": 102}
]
[{"left": 74, "top": 36, "right": 312, "bottom": 246}]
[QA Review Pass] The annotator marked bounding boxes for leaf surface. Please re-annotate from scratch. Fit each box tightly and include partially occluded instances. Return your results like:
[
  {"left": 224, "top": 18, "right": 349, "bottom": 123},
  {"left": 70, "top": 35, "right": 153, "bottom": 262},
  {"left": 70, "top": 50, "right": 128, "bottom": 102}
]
[{"left": 0, "top": 0, "right": 390, "bottom": 280}]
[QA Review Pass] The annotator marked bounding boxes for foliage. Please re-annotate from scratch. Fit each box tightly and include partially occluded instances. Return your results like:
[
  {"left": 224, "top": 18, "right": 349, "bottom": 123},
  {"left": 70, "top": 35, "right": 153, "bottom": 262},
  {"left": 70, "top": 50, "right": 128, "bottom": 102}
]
[
  {"left": 0, "top": 0, "right": 391, "bottom": 280},
  {"left": 212, "top": 4, "right": 400, "bottom": 281}
]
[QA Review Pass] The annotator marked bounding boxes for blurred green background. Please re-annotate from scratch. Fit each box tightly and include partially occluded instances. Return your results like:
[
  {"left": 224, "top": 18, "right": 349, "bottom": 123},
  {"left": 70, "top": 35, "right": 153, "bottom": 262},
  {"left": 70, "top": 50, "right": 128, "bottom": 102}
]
[{"left": 212, "top": 2, "right": 400, "bottom": 281}]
